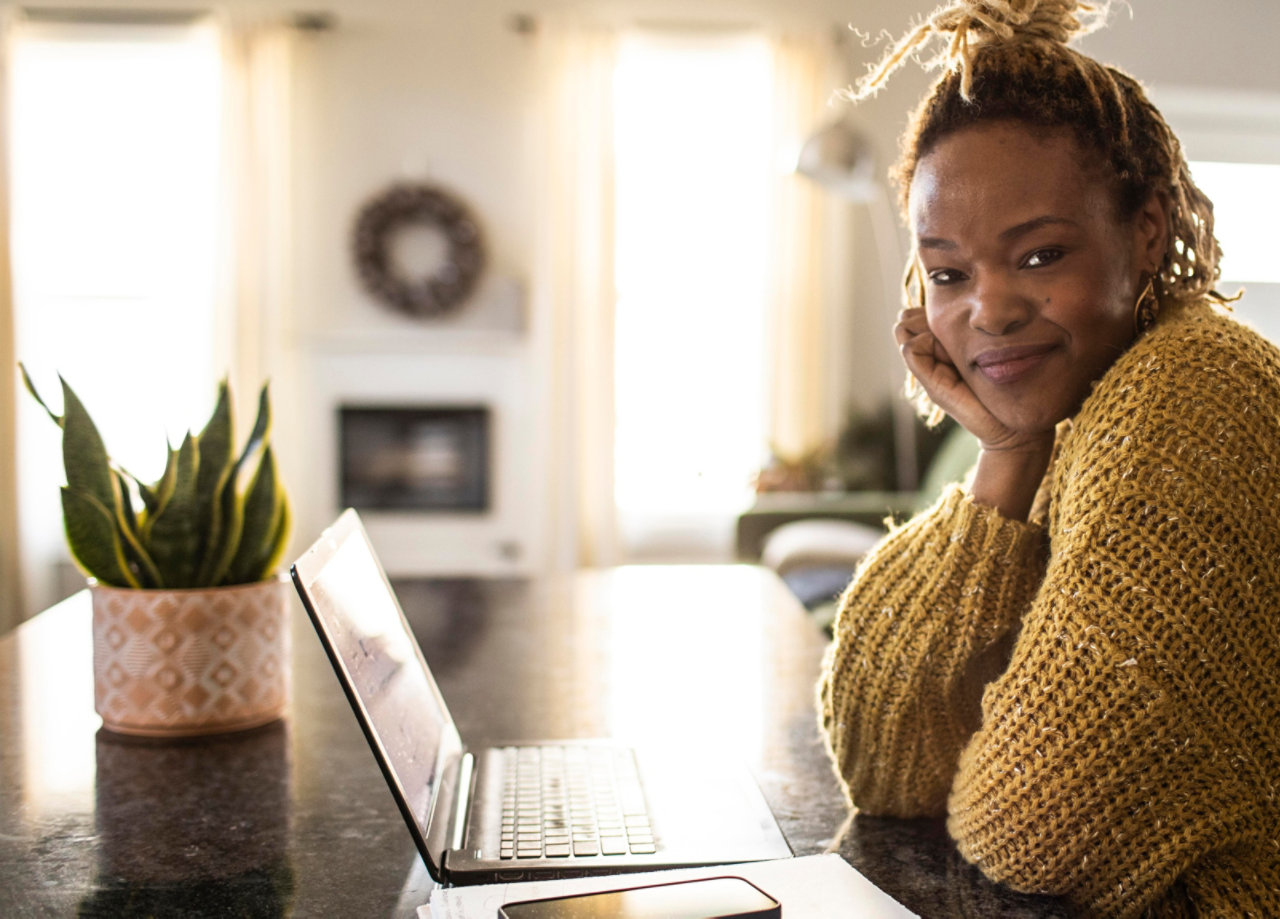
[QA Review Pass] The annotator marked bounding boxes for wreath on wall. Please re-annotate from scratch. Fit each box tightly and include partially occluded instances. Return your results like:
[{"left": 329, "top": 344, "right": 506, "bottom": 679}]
[{"left": 351, "top": 182, "right": 486, "bottom": 317}]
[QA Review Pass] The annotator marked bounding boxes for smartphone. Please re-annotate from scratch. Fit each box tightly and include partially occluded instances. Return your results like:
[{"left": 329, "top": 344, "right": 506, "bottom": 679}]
[{"left": 497, "top": 875, "right": 781, "bottom": 919}]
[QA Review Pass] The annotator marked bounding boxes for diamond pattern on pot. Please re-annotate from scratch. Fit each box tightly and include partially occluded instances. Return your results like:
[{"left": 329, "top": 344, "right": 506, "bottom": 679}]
[{"left": 91, "top": 579, "right": 291, "bottom": 737}]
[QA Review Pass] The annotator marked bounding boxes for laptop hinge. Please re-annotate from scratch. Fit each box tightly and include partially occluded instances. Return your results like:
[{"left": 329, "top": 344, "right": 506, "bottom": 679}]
[{"left": 450, "top": 752, "right": 475, "bottom": 852}]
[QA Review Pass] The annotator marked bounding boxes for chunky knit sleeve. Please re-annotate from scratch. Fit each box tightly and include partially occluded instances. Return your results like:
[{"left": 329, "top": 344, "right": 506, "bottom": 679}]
[
  {"left": 817, "top": 486, "right": 1049, "bottom": 817},
  {"left": 818, "top": 303, "right": 1280, "bottom": 917},
  {"left": 945, "top": 307, "right": 1280, "bottom": 918}
]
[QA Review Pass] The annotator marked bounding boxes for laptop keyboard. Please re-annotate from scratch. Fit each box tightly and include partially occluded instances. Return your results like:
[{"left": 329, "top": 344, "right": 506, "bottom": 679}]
[{"left": 499, "top": 745, "right": 656, "bottom": 859}]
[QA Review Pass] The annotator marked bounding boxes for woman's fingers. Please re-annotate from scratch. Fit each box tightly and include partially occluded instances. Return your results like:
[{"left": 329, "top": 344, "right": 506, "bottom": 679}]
[
  {"left": 895, "top": 309, "right": 956, "bottom": 386},
  {"left": 893, "top": 309, "right": 1056, "bottom": 455},
  {"left": 930, "top": 333, "right": 955, "bottom": 368},
  {"left": 894, "top": 307, "right": 929, "bottom": 344},
  {"left": 894, "top": 309, "right": 1003, "bottom": 442},
  {"left": 900, "top": 336, "right": 963, "bottom": 401},
  {"left": 895, "top": 308, "right": 953, "bottom": 371}
]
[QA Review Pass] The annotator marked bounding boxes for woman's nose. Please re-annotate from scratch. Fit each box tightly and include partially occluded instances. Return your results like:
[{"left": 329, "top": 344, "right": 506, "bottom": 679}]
[{"left": 968, "top": 273, "right": 1033, "bottom": 335}]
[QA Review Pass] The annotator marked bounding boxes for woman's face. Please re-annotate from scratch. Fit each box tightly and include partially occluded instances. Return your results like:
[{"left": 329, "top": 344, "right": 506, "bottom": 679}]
[{"left": 908, "top": 121, "right": 1165, "bottom": 436}]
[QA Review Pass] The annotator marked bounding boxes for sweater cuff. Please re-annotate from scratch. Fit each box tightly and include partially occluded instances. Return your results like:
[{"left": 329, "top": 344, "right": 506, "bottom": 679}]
[{"left": 935, "top": 483, "right": 1047, "bottom": 564}]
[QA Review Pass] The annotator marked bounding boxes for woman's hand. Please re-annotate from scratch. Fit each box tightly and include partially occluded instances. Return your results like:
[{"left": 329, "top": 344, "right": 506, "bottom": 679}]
[
  {"left": 894, "top": 307, "right": 1054, "bottom": 520},
  {"left": 894, "top": 307, "right": 1051, "bottom": 452}
]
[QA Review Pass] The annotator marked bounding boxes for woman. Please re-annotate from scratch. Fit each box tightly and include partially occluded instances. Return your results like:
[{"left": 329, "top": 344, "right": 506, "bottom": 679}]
[{"left": 817, "top": 1, "right": 1280, "bottom": 916}]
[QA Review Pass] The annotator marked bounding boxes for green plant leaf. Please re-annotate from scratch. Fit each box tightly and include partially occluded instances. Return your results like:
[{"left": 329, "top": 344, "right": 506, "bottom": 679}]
[
  {"left": 61, "top": 487, "right": 139, "bottom": 588},
  {"left": 58, "top": 377, "right": 117, "bottom": 513},
  {"left": 24, "top": 370, "right": 159, "bottom": 587},
  {"left": 135, "top": 443, "right": 180, "bottom": 529},
  {"left": 18, "top": 363, "right": 64, "bottom": 429},
  {"left": 54, "top": 377, "right": 150, "bottom": 586},
  {"left": 254, "top": 490, "right": 291, "bottom": 582},
  {"left": 194, "top": 381, "right": 235, "bottom": 584},
  {"left": 129, "top": 443, "right": 174, "bottom": 517},
  {"left": 112, "top": 470, "right": 163, "bottom": 588},
  {"left": 205, "top": 488, "right": 245, "bottom": 587},
  {"left": 224, "top": 446, "right": 287, "bottom": 585},
  {"left": 25, "top": 371, "right": 289, "bottom": 590},
  {"left": 238, "top": 383, "right": 272, "bottom": 470},
  {"left": 207, "top": 383, "right": 272, "bottom": 585},
  {"left": 114, "top": 469, "right": 139, "bottom": 535},
  {"left": 144, "top": 432, "right": 202, "bottom": 588}
]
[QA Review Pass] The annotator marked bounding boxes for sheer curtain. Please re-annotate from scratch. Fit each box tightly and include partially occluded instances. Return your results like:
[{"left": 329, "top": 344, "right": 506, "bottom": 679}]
[
  {"left": 216, "top": 14, "right": 296, "bottom": 456},
  {"left": 532, "top": 23, "right": 620, "bottom": 569},
  {"left": 533, "top": 23, "right": 843, "bottom": 567},
  {"left": 0, "top": 14, "right": 18, "bottom": 633},
  {"left": 766, "top": 33, "right": 846, "bottom": 464},
  {"left": 3, "top": 14, "right": 295, "bottom": 628}
]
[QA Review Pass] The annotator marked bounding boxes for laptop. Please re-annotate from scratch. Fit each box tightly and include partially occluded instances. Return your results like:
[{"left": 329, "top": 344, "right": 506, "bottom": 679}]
[{"left": 291, "top": 509, "right": 793, "bottom": 886}]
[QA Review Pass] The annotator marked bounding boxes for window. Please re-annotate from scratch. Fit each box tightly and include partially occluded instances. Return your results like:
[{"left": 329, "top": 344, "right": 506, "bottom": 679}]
[
  {"left": 12, "top": 17, "right": 224, "bottom": 613},
  {"left": 1157, "top": 87, "right": 1280, "bottom": 346},
  {"left": 1189, "top": 162, "right": 1280, "bottom": 285},
  {"left": 1188, "top": 160, "right": 1280, "bottom": 344},
  {"left": 611, "top": 31, "right": 773, "bottom": 558}
]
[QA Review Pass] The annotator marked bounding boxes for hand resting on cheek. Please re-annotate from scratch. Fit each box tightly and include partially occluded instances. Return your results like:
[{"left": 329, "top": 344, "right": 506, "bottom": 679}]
[{"left": 894, "top": 306, "right": 1054, "bottom": 457}]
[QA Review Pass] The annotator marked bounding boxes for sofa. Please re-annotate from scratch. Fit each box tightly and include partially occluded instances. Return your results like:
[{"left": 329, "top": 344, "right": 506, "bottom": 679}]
[{"left": 738, "top": 426, "right": 980, "bottom": 627}]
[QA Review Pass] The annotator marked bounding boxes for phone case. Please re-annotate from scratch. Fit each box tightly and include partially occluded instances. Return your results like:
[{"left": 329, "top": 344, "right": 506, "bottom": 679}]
[{"left": 497, "top": 875, "right": 782, "bottom": 919}]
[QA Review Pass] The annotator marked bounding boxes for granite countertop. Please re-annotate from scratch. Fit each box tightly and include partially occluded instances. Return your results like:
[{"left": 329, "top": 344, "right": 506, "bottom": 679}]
[{"left": 0, "top": 570, "right": 1072, "bottom": 917}]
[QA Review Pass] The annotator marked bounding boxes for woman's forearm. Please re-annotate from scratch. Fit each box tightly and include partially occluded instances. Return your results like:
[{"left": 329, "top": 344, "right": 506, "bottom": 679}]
[
  {"left": 819, "top": 489, "right": 1048, "bottom": 815},
  {"left": 968, "top": 442, "right": 1054, "bottom": 522}
]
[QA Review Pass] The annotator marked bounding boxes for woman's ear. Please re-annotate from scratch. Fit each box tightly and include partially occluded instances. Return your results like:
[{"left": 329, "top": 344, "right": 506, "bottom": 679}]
[{"left": 1133, "top": 189, "right": 1172, "bottom": 273}]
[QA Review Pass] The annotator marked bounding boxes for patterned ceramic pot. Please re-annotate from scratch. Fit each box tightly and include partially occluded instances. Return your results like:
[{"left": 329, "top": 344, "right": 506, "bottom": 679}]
[{"left": 90, "top": 577, "right": 291, "bottom": 737}]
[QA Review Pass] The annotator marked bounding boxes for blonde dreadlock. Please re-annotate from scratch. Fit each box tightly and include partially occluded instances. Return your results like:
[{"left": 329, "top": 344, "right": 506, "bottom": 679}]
[
  {"left": 853, "top": 0, "right": 1109, "bottom": 100},
  {"left": 854, "top": 0, "right": 1225, "bottom": 306}
]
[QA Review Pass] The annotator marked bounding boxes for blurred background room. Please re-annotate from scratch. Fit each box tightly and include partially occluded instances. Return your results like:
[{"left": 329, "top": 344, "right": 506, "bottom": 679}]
[{"left": 2, "top": 0, "right": 1277, "bottom": 632}]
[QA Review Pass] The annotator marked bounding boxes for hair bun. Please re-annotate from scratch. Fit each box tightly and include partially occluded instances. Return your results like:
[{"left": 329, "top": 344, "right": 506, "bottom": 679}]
[
  {"left": 851, "top": 0, "right": 1111, "bottom": 100},
  {"left": 960, "top": 0, "right": 1108, "bottom": 45}
]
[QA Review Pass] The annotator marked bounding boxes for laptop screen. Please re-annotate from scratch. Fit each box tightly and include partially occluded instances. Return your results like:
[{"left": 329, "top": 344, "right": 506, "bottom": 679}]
[{"left": 292, "top": 511, "right": 460, "bottom": 871}]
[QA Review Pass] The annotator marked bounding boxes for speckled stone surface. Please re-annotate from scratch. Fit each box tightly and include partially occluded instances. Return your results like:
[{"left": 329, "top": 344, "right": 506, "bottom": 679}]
[{"left": 0, "top": 570, "right": 1072, "bottom": 917}]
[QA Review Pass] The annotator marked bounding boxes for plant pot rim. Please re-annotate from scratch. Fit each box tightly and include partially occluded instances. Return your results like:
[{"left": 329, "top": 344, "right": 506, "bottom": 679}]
[
  {"left": 88, "top": 574, "right": 287, "bottom": 596},
  {"left": 100, "top": 708, "right": 285, "bottom": 738}
]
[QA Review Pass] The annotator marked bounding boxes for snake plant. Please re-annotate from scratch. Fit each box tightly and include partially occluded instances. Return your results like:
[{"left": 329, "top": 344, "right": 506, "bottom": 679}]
[{"left": 21, "top": 367, "right": 291, "bottom": 589}]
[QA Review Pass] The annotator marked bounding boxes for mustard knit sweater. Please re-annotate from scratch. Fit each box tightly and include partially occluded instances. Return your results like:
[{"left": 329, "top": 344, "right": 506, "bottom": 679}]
[{"left": 818, "top": 299, "right": 1280, "bottom": 917}]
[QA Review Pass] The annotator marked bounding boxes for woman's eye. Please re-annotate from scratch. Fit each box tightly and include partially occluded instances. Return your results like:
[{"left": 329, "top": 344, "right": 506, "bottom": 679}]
[
  {"left": 1023, "top": 248, "right": 1064, "bottom": 269},
  {"left": 927, "top": 268, "right": 965, "bottom": 285}
]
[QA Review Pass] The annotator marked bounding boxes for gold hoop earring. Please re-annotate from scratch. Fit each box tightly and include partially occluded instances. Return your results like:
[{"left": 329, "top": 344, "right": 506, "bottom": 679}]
[
  {"left": 1133, "top": 275, "right": 1159, "bottom": 335},
  {"left": 905, "top": 262, "right": 925, "bottom": 310}
]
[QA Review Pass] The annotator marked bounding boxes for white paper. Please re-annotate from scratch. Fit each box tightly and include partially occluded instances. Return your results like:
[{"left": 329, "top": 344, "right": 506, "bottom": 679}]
[{"left": 419, "top": 854, "right": 917, "bottom": 919}]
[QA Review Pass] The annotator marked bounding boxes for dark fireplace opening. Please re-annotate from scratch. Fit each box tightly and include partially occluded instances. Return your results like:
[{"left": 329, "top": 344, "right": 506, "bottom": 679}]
[{"left": 339, "top": 405, "right": 490, "bottom": 512}]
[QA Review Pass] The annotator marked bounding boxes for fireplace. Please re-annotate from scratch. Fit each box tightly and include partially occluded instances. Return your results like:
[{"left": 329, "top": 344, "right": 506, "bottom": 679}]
[
  {"left": 339, "top": 405, "right": 490, "bottom": 512},
  {"left": 296, "top": 328, "right": 538, "bottom": 577}
]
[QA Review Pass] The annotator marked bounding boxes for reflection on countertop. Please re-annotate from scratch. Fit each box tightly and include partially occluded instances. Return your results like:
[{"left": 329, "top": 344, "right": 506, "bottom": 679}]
[
  {"left": 86, "top": 723, "right": 293, "bottom": 915},
  {"left": 0, "top": 569, "right": 1073, "bottom": 917}
]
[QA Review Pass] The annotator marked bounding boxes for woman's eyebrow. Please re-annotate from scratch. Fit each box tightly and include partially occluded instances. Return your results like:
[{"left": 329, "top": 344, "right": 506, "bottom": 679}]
[
  {"left": 999, "top": 214, "right": 1078, "bottom": 241},
  {"left": 916, "top": 215, "right": 1079, "bottom": 252}
]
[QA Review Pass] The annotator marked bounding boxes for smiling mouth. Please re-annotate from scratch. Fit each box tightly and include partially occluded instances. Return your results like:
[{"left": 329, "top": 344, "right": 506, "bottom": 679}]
[{"left": 973, "top": 344, "right": 1058, "bottom": 384}]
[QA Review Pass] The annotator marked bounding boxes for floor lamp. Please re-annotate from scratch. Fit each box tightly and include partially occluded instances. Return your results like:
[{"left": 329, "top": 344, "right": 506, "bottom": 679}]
[{"left": 795, "top": 118, "right": 919, "bottom": 491}]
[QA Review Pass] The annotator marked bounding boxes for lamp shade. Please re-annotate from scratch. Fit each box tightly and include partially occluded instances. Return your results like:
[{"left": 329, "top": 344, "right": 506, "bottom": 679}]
[{"left": 795, "top": 119, "right": 877, "bottom": 202}]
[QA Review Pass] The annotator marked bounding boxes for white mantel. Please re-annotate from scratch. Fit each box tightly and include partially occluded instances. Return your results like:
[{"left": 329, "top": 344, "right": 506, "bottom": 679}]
[{"left": 290, "top": 276, "right": 541, "bottom": 578}]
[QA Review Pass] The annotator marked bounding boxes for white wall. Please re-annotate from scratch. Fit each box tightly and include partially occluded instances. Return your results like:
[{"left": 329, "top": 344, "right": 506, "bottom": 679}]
[
  {"left": 282, "top": 0, "right": 1280, "bottom": 571},
  {"left": 285, "top": 8, "right": 543, "bottom": 573},
  {"left": 11, "top": 0, "right": 1278, "bottom": 581}
]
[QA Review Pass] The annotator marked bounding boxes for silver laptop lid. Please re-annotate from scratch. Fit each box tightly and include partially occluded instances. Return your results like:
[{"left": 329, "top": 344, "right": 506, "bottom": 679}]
[{"left": 291, "top": 508, "right": 463, "bottom": 880}]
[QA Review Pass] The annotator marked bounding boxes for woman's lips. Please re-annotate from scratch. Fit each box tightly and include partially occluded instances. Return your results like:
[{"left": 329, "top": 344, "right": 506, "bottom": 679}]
[{"left": 973, "top": 344, "right": 1058, "bottom": 384}]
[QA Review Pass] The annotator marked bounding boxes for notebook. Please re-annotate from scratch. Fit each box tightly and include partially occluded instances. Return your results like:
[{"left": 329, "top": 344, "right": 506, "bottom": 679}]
[{"left": 290, "top": 509, "right": 793, "bottom": 886}]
